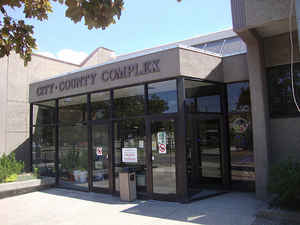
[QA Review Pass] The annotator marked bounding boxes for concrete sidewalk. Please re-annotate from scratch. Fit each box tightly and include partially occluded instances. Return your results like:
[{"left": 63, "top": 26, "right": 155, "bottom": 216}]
[{"left": 0, "top": 188, "right": 266, "bottom": 225}]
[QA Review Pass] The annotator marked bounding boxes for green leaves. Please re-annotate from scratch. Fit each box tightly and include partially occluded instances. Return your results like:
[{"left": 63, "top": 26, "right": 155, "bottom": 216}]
[
  {"left": 0, "top": 14, "right": 37, "bottom": 66},
  {"left": 64, "top": 0, "right": 124, "bottom": 30},
  {"left": 0, "top": 153, "right": 24, "bottom": 183},
  {"left": 269, "top": 158, "right": 300, "bottom": 209}
]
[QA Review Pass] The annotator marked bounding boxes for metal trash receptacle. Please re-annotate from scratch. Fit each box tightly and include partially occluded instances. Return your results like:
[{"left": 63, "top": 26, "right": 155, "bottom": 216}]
[{"left": 119, "top": 167, "right": 136, "bottom": 201}]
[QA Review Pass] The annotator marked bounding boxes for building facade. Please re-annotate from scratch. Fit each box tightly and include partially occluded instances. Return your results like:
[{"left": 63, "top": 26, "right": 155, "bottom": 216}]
[
  {"left": 1, "top": 0, "right": 299, "bottom": 202},
  {"left": 28, "top": 30, "right": 255, "bottom": 202},
  {"left": 232, "top": 0, "right": 300, "bottom": 200}
]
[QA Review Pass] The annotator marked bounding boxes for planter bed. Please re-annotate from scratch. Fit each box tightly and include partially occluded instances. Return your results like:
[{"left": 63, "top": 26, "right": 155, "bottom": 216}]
[
  {"left": 256, "top": 208, "right": 300, "bottom": 224},
  {"left": 0, "top": 176, "right": 55, "bottom": 199}
]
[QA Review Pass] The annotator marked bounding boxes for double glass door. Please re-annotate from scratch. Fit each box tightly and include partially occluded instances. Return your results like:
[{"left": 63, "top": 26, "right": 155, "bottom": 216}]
[{"left": 91, "top": 119, "right": 177, "bottom": 197}]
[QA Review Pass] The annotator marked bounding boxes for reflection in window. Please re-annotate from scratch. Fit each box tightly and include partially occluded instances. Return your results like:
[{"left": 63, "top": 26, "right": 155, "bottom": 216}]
[
  {"left": 59, "top": 95, "right": 87, "bottom": 123},
  {"left": 148, "top": 80, "right": 178, "bottom": 114},
  {"left": 114, "top": 119, "right": 146, "bottom": 192},
  {"left": 33, "top": 101, "right": 56, "bottom": 125},
  {"left": 32, "top": 126, "right": 56, "bottom": 177},
  {"left": 185, "top": 80, "right": 222, "bottom": 113},
  {"left": 59, "top": 125, "right": 88, "bottom": 190},
  {"left": 91, "top": 91, "right": 111, "bottom": 120},
  {"left": 227, "top": 82, "right": 250, "bottom": 113},
  {"left": 267, "top": 63, "right": 300, "bottom": 116},
  {"left": 227, "top": 82, "right": 254, "bottom": 187},
  {"left": 113, "top": 86, "right": 145, "bottom": 118}
]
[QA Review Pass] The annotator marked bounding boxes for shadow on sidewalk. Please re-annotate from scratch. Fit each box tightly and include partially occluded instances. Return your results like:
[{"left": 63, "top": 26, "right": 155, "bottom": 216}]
[{"left": 40, "top": 188, "right": 265, "bottom": 225}]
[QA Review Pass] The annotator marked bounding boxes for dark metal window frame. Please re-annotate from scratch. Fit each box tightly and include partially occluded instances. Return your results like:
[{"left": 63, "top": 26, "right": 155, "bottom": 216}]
[{"left": 30, "top": 76, "right": 232, "bottom": 202}]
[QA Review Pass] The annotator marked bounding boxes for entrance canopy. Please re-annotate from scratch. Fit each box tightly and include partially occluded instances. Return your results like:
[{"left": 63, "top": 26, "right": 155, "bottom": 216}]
[{"left": 29, "top": 45, "right": 222, "bottom": 103}]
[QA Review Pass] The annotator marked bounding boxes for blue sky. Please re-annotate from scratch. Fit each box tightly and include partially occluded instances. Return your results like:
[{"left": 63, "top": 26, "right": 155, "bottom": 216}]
[{"left": 9, "top": 0, "right": 233, "bottom": 64}]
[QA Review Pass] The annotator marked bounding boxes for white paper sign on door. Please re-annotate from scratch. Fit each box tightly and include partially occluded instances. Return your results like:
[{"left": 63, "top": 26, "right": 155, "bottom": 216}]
[{"left": 122, "top": 148, "right": 138, "bottom": 163}]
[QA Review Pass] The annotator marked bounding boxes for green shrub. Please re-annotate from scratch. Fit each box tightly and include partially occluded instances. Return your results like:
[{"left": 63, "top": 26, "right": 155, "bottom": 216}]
[
  {"left": 268, "top": 158, "right": 300, "bottom": 209},
  {"left": 33, "top": 167, "right": 39, "bottom": 178},
  {"left": 0, "top": 153, "right": 24, "bottom": 183},
  {"left": 4, "top": 174, "right": 18, "bottom": 182}
]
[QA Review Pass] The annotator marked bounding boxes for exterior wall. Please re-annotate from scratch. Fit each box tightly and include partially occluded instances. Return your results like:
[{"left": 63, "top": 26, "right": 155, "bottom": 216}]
[
  {"left": 179, "top": 48, "right": 223, "bottom": 82},
  {"left": 234, "top": 30, "right": 271, "bottom": 200},
  {"left": 231, "top": 0, "right": 291, "bottom": 32},
  {"left": 264, "top": 32, "right": 300, "bottom": 166},
  {"left": 0, "top": 56, "right": 8, "bottom": 157},
  {"left": 270, "top": 118, "right": 300, "bottom": 164},
  {"left": 223, "top": 54, "right": 249, "bottom": 83},
  {"left": 81, "top": 48, "right": 116, "bottom": 67},
  {"left": 30, "top": 48, "right": 181, "bottom": 102},
  {"left": 0, "top": 52, "right": 79, "bottom": 168},
  {"left": 264, "top": 32, "right": 300, "bottom": 67}
]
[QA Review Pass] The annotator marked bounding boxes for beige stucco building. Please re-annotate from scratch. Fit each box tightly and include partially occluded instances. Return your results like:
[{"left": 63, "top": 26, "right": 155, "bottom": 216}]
[{"left": 1, "top": 0, "right": 299, "bottom": 202}]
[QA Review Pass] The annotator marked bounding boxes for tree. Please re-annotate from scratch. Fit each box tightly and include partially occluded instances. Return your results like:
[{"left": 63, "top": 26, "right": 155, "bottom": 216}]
[
  {"left": 0, "top": 0, "right": 124, "bottom": 65},
  {"left": 0, "top": 0, "right": 183, "bottom": 66}
]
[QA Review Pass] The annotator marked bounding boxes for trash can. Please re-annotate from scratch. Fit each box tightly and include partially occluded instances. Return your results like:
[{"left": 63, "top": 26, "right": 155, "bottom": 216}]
[{"left": 119, "top": 167, "right": 137, "bottom": 201}]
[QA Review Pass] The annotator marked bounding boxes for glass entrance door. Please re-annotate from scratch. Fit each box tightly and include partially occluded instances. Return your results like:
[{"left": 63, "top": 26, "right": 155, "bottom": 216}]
[
  {"left": 92, "top": 123, "right": 110, "bottom": 191},
  {"left": 187, "top": 116, "right": 223, "bottom": 189},
  {"left": 151, "top": 119, "right": 176, "bottom": 195}
]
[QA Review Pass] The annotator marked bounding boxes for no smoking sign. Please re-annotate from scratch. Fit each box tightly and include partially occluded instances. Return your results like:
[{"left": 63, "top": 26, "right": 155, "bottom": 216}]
[
  {"left": 96, "top": 147, "right": 103, "bottom": 156},
  {"left": 159, "top": 144, "right": 167, "bottom": 154}
]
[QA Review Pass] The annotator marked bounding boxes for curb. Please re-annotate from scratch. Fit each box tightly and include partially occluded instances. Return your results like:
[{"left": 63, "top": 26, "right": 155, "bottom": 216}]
[{"left": 0, "top": 177, "right": 56, "bottom": 199}]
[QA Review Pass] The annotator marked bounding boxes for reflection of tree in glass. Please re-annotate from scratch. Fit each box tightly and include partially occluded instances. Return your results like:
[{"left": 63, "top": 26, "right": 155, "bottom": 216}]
[
  {"left": 114, "top": 96, "right": 145, "bottom": 118},
  {"left": 36, "top": 106, "right": 54, "bottom": 124},
  {"left": 59, "top": 104, "right": 87, "bottom": 122},
  {"left": 268, "top": 65, "right": 300, "bottom": 114},
  {"left": 236, "top": 86, "right": 250, "bottom": 112},
  {"left": 91, "top": 101, "right": 110, "bottom": 120},
  {"left": 148, "top": 94, "right": 169, "bottom": 114}
]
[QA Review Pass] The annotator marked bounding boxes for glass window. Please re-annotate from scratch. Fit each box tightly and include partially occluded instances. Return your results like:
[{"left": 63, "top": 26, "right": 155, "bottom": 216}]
[
  {"left": 91, "top": 91, "right": 111, "bottom": 120},
  {"left": 227, "top": 82, "right": 251, "bottom": 113},
  {"left": 59, "top": 124, "right": 88, "bottom": 190},
  {"left": 114, "top": 119, "right": 146, "bottom": 192},
  {"left": 185, "top": 80, "right": 222, "bottom": 113},
  {"left": 113, "top": 85, "right": 145, "bottom": 118},
  {"left": 148, "top": 80, "right": 178, "bottom": 114},
  {"left": 59, "top": 95, "right": 87, "bottom": 123},
  {"left": 267, "top": 63, "right": 300, "bottom": 117},
  {"left": 227, "top": 82, "right": 255, "bottom": 186},
  {"left": 32, "top": 126, "right": 56, "bottom": 178},
  {"left": 33, "top": 101, "right": 56, "bottom": 125},
  {"left": 151, "top": 120, "right": 176, "bottom": 194}
]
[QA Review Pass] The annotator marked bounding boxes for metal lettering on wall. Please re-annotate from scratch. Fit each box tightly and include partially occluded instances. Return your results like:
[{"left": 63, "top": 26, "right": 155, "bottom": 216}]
[{"left": 36, "top": 59, "right": 160, "bottom": 97}]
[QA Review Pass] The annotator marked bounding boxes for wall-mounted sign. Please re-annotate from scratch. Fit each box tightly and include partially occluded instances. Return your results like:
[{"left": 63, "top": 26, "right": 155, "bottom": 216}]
[
  {"left": 35, "top": 59, "right": 160, "bottom": 98},
  {"left": 122, "top": 148, "right": 138, "bottom": 163},
  {"left": 101, "top": 59, "right": 160, "bottom": 82}
]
